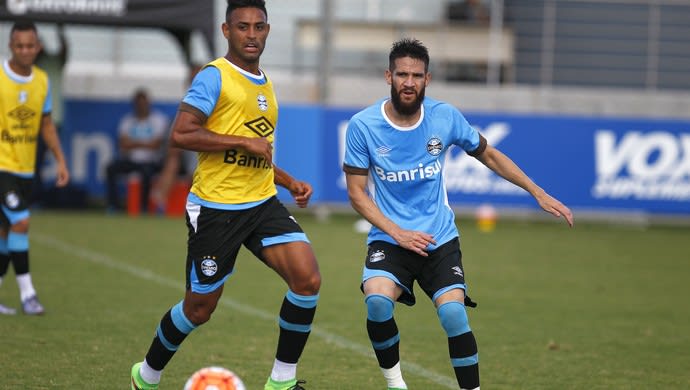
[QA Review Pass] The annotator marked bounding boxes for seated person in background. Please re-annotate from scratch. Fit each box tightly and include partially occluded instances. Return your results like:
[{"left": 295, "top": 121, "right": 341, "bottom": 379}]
[{"left": 105, "top": 88, "right": 169, "bottom": 213}]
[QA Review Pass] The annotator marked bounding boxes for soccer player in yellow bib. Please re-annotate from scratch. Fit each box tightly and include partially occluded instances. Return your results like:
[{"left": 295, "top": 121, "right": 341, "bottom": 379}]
[
  {"left": 0, "top": 21, "right": 70, "bottom": 316},
  {"left": 130, "top": 2, "right": 319, "bottom": 390}
]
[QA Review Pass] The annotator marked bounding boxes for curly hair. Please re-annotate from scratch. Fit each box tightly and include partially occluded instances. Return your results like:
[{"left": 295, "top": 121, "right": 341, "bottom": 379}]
[{"left": 389, "top": 38, "right": 430, "bottom": 72}]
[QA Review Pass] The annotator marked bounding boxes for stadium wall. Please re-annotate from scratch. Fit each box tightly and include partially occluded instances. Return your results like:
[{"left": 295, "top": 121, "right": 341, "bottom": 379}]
[{"left": 56, "top": 95, "right": 690, "bottom": 222}]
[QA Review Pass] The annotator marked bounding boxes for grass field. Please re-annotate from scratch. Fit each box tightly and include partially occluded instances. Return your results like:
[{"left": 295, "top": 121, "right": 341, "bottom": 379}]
[{"left": 1, "top": 209, "right": 689, "bottom": 389}]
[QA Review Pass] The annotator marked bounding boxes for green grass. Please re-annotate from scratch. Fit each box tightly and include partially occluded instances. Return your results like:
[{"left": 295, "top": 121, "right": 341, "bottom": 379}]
[{"left": 1, "top": 210, "right": 689, "bottom": 389}]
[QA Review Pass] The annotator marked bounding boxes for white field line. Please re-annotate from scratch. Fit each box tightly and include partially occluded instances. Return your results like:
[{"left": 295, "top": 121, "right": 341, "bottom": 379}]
[{"left": 33, "top": 233, "right": 458, "bottom": 389}]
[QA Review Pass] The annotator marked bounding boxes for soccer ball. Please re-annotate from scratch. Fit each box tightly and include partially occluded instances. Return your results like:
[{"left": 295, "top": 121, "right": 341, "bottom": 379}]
[{"left": 183, "top": 366, "right": 246, "bottom": 390}]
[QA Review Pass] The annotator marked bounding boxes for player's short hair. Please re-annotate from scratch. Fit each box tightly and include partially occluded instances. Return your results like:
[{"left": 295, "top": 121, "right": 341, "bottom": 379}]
[
  {"left": 226, "top": 0, "right": 267, "bottom": 21},
  {"left": 11, "top": 20, "right": 37, "bottom": 35},
  {"left": 389, "top": 38, "right": 430, "bottom": 72},
  {"left": 132, "top": 87, "right": 149, "bottom": 101}
]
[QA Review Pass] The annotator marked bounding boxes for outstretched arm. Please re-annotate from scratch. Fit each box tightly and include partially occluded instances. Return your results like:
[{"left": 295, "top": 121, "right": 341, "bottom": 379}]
[
  {"left": 345, "top": 172, "right": 436, "bottom": 255},
  {"left": 274, "top": 166, "right": 312, "bottom": 208},
  {"left": 474, "top": 144, "right": 574, "bottom": 227}
]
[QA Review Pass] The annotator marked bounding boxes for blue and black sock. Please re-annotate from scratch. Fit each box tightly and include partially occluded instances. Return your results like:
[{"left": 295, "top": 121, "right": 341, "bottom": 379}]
[
  {"left": 145, "top": 301, "right": 196, "bottom": 370},
  {"left": 365, "top": 294, "right": 401, "bottom": 369},
  {"left": 275, "top": 290, "right": 319, "bottom": 363},
  {"left": 8, "top": 232, "right": 29, "bottom": 275},
  {"left": 438, "top": 301, "right": 479, "bottom": 389}
]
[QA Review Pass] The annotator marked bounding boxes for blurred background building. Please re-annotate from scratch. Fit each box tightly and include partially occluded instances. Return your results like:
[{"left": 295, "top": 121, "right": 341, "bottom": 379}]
[{"left": 3, "top": 0, "right": 690, "bottom": 113}]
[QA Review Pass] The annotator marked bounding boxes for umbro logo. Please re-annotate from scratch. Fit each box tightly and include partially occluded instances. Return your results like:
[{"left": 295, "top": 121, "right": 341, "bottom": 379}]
[
  {"left": 245, "top": 116, "right": 274, "bottom": 137},
  {"left": 376, "top": 145, "right": 392, "bottom": 156},
  {"left": 8, "top": 105, "right": 35, "bottom": 124}
]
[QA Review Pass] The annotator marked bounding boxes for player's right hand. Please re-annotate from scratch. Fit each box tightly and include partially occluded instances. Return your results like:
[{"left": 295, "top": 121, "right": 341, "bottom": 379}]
[
  {"left": 394, "top": 229, "right": 436, "bottom": 257},
  {"left": 243, "top": 137, "right": 273, "bottom": 164}
]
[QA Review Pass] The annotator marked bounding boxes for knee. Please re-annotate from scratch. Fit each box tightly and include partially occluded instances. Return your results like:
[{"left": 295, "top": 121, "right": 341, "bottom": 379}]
[
  {"left": 291, "top": 271, "right": 321, "bottom": 296},
  {"left": 365, "top": 294, "right": 394, "bottom": 322},
  {"left": 437, "top": 301, "right": 470, "bottom": 337},
  {"left": 183, "top": 301, "right": 217, "bottom": 326}
]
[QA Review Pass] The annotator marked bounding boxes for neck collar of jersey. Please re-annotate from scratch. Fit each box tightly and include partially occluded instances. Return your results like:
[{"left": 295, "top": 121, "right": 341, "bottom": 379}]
[
  {"left": 380, "top": 99, "right": 424, "bottom": 131},
  {"left": 224, "top": 58, "right": 265, "bottom": 82},
  {"left": 3, "top": 60, "right": 34, "bottom": 83}
]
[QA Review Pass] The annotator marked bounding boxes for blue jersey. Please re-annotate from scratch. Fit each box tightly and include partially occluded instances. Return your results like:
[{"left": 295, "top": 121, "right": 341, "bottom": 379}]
[{"left": 343, "top": 97, "right": 482, "bottom": 250}]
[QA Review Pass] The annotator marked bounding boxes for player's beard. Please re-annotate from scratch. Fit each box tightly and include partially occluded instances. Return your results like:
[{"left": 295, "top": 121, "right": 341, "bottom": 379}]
[{"left": 390, "top": 85, "right": 425, "bottom": 116}]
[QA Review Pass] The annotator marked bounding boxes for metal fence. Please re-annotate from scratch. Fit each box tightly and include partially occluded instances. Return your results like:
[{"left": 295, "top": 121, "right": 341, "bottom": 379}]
[{"left": 505, "top": 0, "right": 690, "bottom": 90}]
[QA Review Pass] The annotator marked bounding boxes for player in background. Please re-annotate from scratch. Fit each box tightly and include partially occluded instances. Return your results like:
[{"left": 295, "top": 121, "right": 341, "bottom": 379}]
[
  {"left": 130, "top": 1, "right": 319, "bottom": 389},
  {"left": 343, "top": 38, "right": 573, "bottom": 390},
  {"left": 105, "top": 88, "right": 169, "bottom": 213},
  {"left": 0, "top": 21, "right": 70, "bottom": 316}
]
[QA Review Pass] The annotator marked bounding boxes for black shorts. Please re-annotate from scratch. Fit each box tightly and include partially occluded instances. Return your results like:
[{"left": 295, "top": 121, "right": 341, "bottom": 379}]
[
  {"left": 185, "top": 196, "right": 309, "bottom": 294},
  {"left": 0, "top": 172, "right": 33, "bottom": 226},
  {"left": 362, "top": 237, "right": 466, "bottom": 306}
]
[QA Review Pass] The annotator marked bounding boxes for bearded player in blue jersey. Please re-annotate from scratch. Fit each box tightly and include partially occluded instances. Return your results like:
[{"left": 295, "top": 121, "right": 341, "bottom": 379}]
[{"left": 343, "top": 38, "right": 573, "bottom": 390}]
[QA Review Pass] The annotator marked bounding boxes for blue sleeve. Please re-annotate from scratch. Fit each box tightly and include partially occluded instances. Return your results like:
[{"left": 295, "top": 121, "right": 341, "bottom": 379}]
[
  {"left": 182, "top": 66, "right": 221, "bottom": 117},
  {"left": 343, "top": 117, "right": 370, "bottom": 169},
  {"left": 451, "top": 107, "right": 481, "bottom": 153},
  {"left": 43, "top": 79, "right": 53, "bottom": 114}
]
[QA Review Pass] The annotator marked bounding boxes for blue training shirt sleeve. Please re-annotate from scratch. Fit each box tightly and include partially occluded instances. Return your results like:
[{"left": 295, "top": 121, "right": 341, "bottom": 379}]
[
  {"left": 182, "top": 66, "right": 221, "bottom": 117},
  {"left": 451, "top": 107, "right": 481, "bottom": 153},
  {"left": 343, "top": 117, "right": 370, "bottom": 170},
  {"left": 43, "top": 79, "right": 52, "bottom": 114}
]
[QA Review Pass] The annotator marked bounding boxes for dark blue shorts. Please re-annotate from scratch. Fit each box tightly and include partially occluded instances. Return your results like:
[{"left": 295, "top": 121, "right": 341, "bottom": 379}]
[
  {"left": 362, "top": 237, "right": 466, "bottom": 306},
  {"left": 184, "top": 196, "right": 309, "bottom": 294},
  {"left": 0, "top": 172, "right": 33, "bottom": 226}
]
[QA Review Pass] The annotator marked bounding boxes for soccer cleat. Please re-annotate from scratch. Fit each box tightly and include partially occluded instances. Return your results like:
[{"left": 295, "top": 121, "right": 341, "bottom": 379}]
[
  {"left": 21, "top": 295, "right": 44, "bottom": 315},
  {"left": 264, "top": 377, "right": 307, "bottom": 390},
  {"left": 130, "top": 362, "right": 158, "bottom": 390},
  {"left": 0, "top": 302, "right": 17, "bottom": 315},
  {"left": 289, "top": 380, "right": 307, "bottom": 390}
]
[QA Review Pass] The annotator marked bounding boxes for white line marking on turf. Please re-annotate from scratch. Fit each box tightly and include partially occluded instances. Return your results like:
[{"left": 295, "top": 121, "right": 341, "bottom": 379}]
[{"left": 34, "top": 233, "right": 458, "bottom": 389}]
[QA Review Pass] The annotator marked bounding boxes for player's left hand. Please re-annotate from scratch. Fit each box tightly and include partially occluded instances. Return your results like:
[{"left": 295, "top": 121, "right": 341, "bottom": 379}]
[
  {"left": 289, "top": 180, "right": 313, "bottom": 208},
  {"left": 55, "top": 163, "right": 70, "bottom": 188},
  {"left": 536, "top": 192, "right": 573, "bottom": 227}
]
